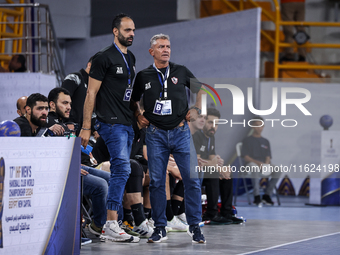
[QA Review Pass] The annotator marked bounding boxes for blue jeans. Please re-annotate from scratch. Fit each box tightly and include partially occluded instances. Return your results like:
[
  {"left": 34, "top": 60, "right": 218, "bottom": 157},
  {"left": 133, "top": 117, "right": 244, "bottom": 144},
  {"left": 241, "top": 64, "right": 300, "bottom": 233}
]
[
  {"left": 81, "top": 165, "right": 110, "bottom": 227},
  {"left": 95, "top": 121, "right": 134, "bottom": 211},
  {"left": 146, "top": 121, "right": 202, "bottom": 226}
]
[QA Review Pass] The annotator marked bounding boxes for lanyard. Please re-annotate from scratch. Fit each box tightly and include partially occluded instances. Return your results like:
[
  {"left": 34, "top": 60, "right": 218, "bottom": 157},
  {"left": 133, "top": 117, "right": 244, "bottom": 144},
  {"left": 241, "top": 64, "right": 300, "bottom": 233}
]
[
  {"left": 114, "top": 43, "right": 131, "bottom": 87},
  {"left": 153, "top": 63, "right": 170, "bottom": 99}
]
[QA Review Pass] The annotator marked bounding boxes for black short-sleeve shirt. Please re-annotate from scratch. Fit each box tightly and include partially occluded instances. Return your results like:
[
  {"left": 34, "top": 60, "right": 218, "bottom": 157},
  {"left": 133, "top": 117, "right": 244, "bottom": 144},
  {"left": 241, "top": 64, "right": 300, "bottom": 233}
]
[
  {"left": 131, "top": 62, "right": 200, "bottom": 130},
  {"left": 61, "top": 68, "right": 89, "bottom": 128},
  {"left": 241, "top": 136, "right": 271, "bottom": 163},
  {"left": 90, "top": 44, "right": 136, "bottom": 125},
  {"left": 13, "top": 116, "right": 33, "bottom": 137},
  {"left": 192, "top": 130, "right": 216, "bottom": 160}
]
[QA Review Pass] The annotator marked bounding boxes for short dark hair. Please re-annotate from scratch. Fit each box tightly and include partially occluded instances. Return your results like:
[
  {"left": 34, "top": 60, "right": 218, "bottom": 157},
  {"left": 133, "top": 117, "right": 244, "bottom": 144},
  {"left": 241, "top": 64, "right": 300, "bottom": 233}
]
[
  {"left": 111, "top": 13, "right": 132, "bottom": 31},
  {"left": 26, "top": 93, "right": 48, "bottom": 109},
  {"left": 48, "top": 87, "right": 71, "bottom": 106},
  {"left": 207, "top": 108, "right": 221, "bottom": 119},
  {"left": 88, "top": 55, "right": 94, "bottom": 64}
]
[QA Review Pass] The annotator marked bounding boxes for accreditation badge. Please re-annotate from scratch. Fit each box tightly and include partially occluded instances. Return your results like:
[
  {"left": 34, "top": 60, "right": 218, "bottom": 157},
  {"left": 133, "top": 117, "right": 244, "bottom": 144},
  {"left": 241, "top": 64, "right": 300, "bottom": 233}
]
[
  {"left": 160, "top": 100, "right": 172, "bottom": 115},
  {"left": 153, "top": 100, "right": 163, "bottom": 115},
  {"left": 123, "top": 88, "right": 133, "bottom": 101}
]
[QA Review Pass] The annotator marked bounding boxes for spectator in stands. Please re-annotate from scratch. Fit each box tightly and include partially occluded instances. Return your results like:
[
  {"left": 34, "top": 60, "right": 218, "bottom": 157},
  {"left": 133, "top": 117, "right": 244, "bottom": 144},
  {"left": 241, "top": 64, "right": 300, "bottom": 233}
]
[
  {"left": 16, "top": 96, "right": 27, "bottom": 117},
  {"left": 241, "top": 116, "right": 281, "bottom": 206},
  {"left": 62, "top": 56, "right": 93, "bottom": 134},
  {"left": 280, "top": 0, "right": 307, "bottom": 62},
  {"left": 193, "top": 108, "right": 243, "bottom": 224},
  {"left": 9, "top": 54, "right": 27, "bottom": 72},
  {"left": 0, "top": 54, "right": 26, "bottom": 73}
]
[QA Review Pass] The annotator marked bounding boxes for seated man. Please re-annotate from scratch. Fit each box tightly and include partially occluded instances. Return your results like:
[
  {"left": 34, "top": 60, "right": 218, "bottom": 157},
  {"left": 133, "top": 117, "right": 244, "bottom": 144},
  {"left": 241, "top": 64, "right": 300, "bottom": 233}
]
[
  {"left": 46, "top": 87, "right": 110, "bottom": 235},
  {"left": 193, "top": 108, "right": 243, "bottom": 224},
  {"left": 16, "top": 96, "right": 27, "bottom": 117},
  {"left": 241, "top": 116, "right": 281, "bottom": 206},
  {"left": 13, "top": 93, "right": 49, "bottom": 136}
]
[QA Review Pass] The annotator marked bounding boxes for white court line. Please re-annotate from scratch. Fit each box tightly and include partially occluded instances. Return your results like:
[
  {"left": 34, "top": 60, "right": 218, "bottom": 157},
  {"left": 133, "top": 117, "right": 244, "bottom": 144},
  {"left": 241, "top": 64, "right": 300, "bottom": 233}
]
[{"left": 237, "top": 231, "right": 340, "bottom": 255}]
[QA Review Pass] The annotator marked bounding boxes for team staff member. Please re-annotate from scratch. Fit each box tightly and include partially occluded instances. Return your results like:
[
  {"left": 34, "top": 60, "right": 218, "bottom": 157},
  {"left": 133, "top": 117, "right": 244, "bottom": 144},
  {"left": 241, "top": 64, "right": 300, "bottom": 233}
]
[
  {"left": 131, "top": 33, "right": 205, "bottom": 244},
  {"left": 62, "top": 57, "right": 93, "bottom": 134},
  {"left": 79, "top": 13, "right": 139, "bottom": 243}
]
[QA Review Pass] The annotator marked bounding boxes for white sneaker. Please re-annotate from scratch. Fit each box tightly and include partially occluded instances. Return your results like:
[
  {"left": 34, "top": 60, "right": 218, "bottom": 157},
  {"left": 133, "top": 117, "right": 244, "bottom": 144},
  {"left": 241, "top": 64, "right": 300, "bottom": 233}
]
[
  {"left": 177, "top": 213, "right": 188, "bottom": 225},
  {"left": 147, "top": 218, "right": 155, "bottom": 229},
  {"left": 166, "top": 216, "right": 189, "bottom": 232},
  {"left": 132, "top": 219, "right": 154, "bottom": 238},
  {"left": 100, "top": 220, "right": 140, "bottom": 243}
]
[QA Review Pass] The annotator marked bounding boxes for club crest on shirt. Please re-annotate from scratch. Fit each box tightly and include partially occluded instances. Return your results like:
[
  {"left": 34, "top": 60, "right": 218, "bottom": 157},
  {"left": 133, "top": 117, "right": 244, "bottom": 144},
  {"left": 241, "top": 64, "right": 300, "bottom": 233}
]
[
  {"left": 145, "top": 82, "right": 151, "bottom": 90},
  {"left": 171, "top": 77, "right": 178, "bottom": 84},
  {"left": 116, "top": 67, "right": 123, "bottom": 74},
  {"left": 200, "top": 145, "right": 205, "bottom": 152}
]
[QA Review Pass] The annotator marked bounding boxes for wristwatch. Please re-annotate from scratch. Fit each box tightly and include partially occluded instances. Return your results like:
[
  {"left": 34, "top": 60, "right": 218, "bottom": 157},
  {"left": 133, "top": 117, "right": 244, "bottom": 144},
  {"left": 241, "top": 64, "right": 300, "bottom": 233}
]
[{"left": 189, "top": 106, "right": 201, "bottom": 115}]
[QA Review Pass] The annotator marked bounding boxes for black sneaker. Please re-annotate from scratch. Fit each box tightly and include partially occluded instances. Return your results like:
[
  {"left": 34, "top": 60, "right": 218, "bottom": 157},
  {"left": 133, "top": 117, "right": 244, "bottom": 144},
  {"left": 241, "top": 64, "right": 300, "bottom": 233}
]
[
  {"left": 209, "top": 215, "right": 233, "bottom": 225},
  {"left": 253, "top": 195, "right": 262, "bottom": 206},
  {"left": 187, "top": 224, "right": 206, "bottom": 244},
  {"left": 88, "top": 222, "right": 102, "bottom": 237},
  {"left": 223, "top": 214, "right": 244, "bottom": 224},
  {"left": 262, "top": 194, "right": 274, "bottom": 205},
  {"left": 147, "top": 226, "right": 167, "bottom": 243}
]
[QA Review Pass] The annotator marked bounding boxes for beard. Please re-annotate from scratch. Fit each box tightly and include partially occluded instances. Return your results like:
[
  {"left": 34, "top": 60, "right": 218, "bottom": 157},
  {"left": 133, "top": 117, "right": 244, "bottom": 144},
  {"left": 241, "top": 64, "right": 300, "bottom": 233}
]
[
  {"left": 31, "top": 113, "right": 47, "bottom": 127},
  {"left": 56, "top": 106, "right": 69, "bottom": 120},
  {"left": 118, "top": 31, "right": 133, "bottom": 47}
]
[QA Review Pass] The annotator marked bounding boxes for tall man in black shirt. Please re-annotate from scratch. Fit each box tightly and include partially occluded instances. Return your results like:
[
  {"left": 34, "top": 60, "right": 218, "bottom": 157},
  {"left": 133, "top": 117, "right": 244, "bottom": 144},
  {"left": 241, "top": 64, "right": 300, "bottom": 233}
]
[
  {"left": 131, "top": 33, "right": 205, "bottom": 244},
  {"left": 79, "top": 13, "right": 139, "bottom": 243}
]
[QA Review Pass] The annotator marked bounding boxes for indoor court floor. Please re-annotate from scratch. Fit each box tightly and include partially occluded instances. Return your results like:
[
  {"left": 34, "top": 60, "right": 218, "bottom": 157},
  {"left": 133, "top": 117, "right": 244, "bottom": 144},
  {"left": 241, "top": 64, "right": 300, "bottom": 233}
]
[{"left": 80, "top": 195, "right": 340, "bottom": 255}]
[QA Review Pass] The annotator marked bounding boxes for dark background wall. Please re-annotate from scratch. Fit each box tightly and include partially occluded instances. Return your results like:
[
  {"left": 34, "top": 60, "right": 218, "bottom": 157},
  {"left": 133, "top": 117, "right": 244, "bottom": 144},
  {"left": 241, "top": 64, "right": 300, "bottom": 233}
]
[{"left": 91, "top": 0, "right": 178, "bottom": 36}]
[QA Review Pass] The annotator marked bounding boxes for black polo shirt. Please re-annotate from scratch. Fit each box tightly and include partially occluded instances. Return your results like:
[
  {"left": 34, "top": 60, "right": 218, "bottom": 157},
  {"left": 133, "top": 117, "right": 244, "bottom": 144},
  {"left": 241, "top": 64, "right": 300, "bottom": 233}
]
[
  {"left": 131, "top": 62, "right": 200, "bottom": 130},
  {"left": 90, "top": 44, "right": 136, "bottom": 125},
  {"left": 192, "top": 130, "right": 216, "bottom": 160},
  {"left": 13, "top": 116, "right": 33, "bottom": 137},
  {"left": 241, "top": 136, "right": 271, "bottom": 162}
]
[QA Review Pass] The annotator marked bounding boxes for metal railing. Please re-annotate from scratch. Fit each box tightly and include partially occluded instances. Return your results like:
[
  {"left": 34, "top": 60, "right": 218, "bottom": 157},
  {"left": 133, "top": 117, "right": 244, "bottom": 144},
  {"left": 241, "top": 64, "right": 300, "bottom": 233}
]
[
  {"left": 0, "top": 3, "right": 65, "bottom": 85},
  {"left": 203, "top": 0, "right": 340, "bottom": 78}
]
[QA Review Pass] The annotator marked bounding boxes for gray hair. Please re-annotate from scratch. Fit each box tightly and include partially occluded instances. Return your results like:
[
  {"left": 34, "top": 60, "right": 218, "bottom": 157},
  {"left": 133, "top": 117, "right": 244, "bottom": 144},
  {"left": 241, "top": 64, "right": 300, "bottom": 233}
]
[{"left": 150, "top": 33, "right": 170, "bottom": 48}]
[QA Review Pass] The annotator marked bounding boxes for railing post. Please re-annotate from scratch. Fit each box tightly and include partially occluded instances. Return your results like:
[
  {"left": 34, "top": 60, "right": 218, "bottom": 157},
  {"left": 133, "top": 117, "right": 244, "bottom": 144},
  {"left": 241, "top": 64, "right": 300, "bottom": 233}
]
[
  {"left": 46, "top": 10, "right": 51, "bottom": 73},
  {"left": 37, "top": 6, "right": 42, "bottom": 72},
  {"left": 25, "top": 6, "right": 30, "bottom": 72},
  {"left": 273, "top": 0, "right": 280, "bottom": 79}
]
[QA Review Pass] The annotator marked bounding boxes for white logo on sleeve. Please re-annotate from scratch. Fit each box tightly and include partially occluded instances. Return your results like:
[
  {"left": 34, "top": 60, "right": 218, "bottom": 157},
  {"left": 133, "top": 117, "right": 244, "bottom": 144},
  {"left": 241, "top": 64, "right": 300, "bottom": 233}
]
[
  {"left": 145, "top": 82, "right": 151, "bottom": 90},
  {"left": 200, "top": 145, "right": 205, "bottom": 152},
  {"left": 116, "top": 67, "right": 123, "bottom": 74},
  {"left": 64, "top": 74, "right": 81, "bottom": 85}
]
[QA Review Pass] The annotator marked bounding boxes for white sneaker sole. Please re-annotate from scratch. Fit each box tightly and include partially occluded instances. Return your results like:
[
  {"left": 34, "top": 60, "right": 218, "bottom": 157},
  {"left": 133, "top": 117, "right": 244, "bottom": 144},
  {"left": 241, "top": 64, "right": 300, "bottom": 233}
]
[
  {"left": 147, "top": 236, "right": 168, "bottom": 243},
  {"left": 100, "top": 234, "right": 140, "bottom": 243},
  {"left": 167, "top": 226, "right": 188, "bottom": 232}
]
